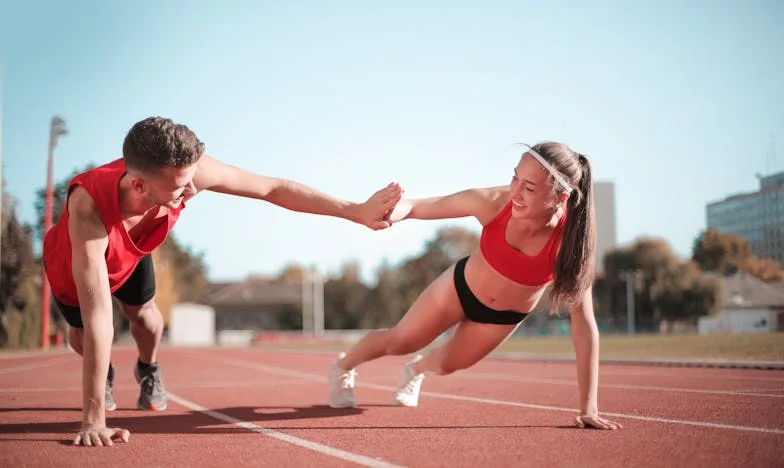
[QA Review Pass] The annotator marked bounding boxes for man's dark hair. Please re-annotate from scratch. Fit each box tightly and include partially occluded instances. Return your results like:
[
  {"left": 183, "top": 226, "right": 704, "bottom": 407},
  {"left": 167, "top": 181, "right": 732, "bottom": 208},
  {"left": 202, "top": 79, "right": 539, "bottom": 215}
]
[{"left": 122, "top": 116, "right": 205, "bottom": 173}]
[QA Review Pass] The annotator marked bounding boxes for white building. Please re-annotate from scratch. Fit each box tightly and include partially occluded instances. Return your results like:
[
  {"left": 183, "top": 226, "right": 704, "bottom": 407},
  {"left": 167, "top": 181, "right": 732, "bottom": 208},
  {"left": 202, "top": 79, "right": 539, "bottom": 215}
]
[{"left": 697, "top": 272, "right": 784, "bottom": 335}]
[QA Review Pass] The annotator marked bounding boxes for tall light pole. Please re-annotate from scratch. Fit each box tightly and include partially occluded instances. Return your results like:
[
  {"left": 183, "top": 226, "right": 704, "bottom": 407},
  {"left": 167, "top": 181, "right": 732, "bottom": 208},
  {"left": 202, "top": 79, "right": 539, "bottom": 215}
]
[
  {"left": 41, "top": 116, "right": 67, "bottom": 349},
  {"left": 0, "top": 81, "right": 4, "bottom": 285},
  {"left": 618, "top": 269, "right": 642, "bottom": 335}
]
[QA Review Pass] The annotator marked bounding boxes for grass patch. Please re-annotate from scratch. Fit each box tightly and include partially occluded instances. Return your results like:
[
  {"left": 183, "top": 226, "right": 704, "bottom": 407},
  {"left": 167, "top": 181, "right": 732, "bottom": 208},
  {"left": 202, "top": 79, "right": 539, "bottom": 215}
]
[
  {"left": 493, "top": 332, "right": 784, "bottom": 361},
  {"left": 253, "top": 332, "right": 784, "bottom": 362}
]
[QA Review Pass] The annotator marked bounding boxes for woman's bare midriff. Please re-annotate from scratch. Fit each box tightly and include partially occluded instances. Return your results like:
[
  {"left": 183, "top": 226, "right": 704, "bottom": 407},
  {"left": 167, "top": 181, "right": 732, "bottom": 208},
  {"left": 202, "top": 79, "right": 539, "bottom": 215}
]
[{"left": 462, "top": 249, "right": 549, "bottom": 314}]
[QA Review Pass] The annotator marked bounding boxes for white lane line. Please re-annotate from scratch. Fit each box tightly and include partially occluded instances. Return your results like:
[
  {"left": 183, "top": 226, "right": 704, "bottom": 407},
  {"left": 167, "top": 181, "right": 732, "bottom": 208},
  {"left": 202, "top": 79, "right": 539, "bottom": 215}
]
[
  {"left": 229, "top": 347, "right": 784, "bottom": 382},
  {"left": 167, "top": 393, "right": 403, "bottom": 468},
  {"left": 196, "top": 353, "right": 784, "bottom": 436},
  {"left": 393, "top": 388, "right": 784, "bottom": 435},
  {"left": 0, "top": 356, "right": 72, "bottom": 375},
  {"left": 456, "top": 372, "right": 784, "bottom": 398}
]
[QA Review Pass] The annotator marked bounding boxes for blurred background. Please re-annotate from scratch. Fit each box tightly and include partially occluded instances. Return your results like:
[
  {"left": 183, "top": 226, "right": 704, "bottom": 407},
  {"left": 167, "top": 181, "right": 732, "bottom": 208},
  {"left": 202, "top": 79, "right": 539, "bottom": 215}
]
[{"left": 1, "top": 1, "right": 782, "bottom": 359}]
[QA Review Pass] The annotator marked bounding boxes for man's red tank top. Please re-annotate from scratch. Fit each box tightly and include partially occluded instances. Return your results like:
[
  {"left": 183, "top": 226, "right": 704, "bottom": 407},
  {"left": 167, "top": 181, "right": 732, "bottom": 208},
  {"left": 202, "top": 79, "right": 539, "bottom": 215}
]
[
  {"left": 43, "top": 158, "right": 185, "bottom": 306},
  {"left": 479, "top": 201, "right": 566, "bottom": 286}
]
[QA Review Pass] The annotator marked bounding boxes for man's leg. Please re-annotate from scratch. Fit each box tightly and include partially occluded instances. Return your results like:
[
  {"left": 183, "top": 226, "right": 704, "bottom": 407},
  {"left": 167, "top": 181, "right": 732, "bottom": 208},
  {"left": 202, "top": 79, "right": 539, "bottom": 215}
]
[
  {"left": 119, "top": 298, "right": 163, "bottom": 366},
  {"left": 117, "top": 297, "right": 167, "bottom": 410},
  {"left": 113, "top": 255, "right": 167, "bottom": 411}
]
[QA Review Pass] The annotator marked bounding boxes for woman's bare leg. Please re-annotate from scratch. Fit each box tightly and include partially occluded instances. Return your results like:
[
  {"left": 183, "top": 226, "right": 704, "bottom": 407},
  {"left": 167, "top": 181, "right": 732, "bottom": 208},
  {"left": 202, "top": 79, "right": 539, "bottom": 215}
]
[
  {"left": 338, "top": 264, "right": 465, "bottom": 371},
  {"left": 413, "top": 319, "right": 521, "bottom": 376},
  {"left": 391, "top": 318, "right": 521, "bottom": 406}
]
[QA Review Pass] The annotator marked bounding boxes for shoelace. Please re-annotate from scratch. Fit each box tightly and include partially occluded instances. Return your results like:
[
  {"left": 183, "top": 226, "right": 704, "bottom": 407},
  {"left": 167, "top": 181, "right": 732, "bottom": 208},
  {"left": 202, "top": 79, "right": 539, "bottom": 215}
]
[
  {"left": 340, "top": 370, "right": 356, "bottom": 389},
  {"left": 401, "top": 369, "right": 421, "bottom": 394},
  {"left": 140, "top": 372, "right": 163, "bottom": 395}
]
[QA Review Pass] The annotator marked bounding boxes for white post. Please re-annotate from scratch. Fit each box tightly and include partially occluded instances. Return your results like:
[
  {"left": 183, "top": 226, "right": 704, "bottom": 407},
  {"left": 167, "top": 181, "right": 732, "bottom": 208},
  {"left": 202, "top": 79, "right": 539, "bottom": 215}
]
[
  {"left": 626, "top": 273, "right": 635, "bottom": 335},
  {"left": 619, "top": 269, "right": 640, "bottom": 335},
  {"left": 312, "top": 268, "right": 324, "bottom": 337},
  {"left": 302, "top": 268, "right": 312, "bottom": 334}
]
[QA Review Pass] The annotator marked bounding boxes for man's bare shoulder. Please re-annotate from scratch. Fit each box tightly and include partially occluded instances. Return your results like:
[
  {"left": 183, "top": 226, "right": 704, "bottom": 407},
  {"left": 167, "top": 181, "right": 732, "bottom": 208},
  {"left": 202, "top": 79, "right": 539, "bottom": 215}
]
[
  {"left": 68, "top": 186, "right": 100, "bottom": 220},
  {"left": 67, "top": 187, "right": 108, "bottom": 241}
]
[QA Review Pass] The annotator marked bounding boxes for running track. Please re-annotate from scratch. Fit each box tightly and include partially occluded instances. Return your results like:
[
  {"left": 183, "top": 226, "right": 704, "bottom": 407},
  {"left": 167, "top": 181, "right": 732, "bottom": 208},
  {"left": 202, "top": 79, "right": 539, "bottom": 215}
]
[{"left": 1, "top": 346, "right": 782, "bottom": 467}]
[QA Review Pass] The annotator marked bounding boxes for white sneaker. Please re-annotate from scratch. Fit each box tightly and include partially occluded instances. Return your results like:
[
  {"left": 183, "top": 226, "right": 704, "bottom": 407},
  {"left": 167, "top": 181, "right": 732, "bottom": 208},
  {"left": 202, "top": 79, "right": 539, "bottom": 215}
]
[
  {"left": 328, "top": 352, "right": 357, "bottom": 408},
  {"left": 393, "top": 355, "right": 424, "bottom": 407}
]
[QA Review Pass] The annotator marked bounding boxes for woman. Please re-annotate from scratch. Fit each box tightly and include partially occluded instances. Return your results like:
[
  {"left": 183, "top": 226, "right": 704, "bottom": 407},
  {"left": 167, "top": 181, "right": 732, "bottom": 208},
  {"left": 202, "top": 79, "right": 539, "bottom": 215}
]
[{"left": 327, "top": 142, "right": 621, "bottom": 430}]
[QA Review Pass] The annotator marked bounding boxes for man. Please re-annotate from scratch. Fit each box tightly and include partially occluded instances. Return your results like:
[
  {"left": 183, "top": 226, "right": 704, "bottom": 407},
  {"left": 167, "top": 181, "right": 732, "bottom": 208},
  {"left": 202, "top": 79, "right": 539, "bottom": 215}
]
[{"left": 43, "top": 116, "right": 403, "bottom": 447}]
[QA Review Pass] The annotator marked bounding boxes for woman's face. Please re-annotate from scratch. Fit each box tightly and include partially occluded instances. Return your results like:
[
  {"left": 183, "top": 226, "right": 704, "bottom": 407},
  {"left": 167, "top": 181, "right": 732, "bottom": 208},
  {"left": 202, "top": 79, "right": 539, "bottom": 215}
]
[{"left": 509, "top": 153, "right": 562, "bottom": 220}]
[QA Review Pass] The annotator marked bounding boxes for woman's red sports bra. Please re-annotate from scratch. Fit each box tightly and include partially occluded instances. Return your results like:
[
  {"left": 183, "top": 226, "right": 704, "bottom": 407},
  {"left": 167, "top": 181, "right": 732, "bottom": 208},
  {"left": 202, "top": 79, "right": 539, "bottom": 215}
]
[{"left": 479, "top": 201, "right": 566, "bottom": 286}]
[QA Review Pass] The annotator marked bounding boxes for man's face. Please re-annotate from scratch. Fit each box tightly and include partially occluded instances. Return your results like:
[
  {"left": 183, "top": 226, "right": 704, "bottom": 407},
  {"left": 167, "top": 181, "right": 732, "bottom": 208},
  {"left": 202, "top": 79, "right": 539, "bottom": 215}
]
[{"left": 136, "top": 164, "right": 198, "bottom": 210}]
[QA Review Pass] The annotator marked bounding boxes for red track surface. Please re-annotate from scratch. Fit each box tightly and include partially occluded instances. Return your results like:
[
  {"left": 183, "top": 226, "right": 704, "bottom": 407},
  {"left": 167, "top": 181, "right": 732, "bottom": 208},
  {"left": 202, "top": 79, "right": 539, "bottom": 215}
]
[{"left": 1, "top": 346, "right": 783, "bottom": 467}]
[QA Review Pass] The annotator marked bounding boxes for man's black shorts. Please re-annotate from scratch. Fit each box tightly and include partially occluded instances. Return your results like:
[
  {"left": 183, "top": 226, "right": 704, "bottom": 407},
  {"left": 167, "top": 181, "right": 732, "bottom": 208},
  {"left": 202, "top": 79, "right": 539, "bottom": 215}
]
[{"left": 53, "top": 255, "right": 156, "bottom": 328}]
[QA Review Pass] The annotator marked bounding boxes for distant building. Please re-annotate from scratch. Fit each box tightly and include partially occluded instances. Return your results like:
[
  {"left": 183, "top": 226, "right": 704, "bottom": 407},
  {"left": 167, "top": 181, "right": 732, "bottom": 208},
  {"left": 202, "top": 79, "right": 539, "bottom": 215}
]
[
  {"left": 706, "top": 171, "right": 784, "bottom": 265},
  {"left": 207, "top": 276, "right": 303, "bottom": 331},
  {"left": 594, "top": 181, "right": 617, "bottom": 275},
  {"left": 697, "top": 272, "right": 784, "bottom": 335}
]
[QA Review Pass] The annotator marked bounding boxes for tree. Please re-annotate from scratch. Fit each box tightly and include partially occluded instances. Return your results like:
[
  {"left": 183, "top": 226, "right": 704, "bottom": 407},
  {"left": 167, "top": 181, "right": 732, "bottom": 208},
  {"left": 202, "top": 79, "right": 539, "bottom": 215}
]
[
  {"left": 600, "top": 237, "right": 725, "bottom": 333},
  {"left": 601, "top": 238, "right": 682, "bottom": 332},
  {"left": 741, "top": 256, "right": 784, "bottom": 284},
  {"left": 361, "top": 226, "right": 479, "bottom": 328},
  {"left": 158, "top": 235, "right": 209, "bottom": 304},
  {"left": 316, "top": 226, "right": 480, "bottom": 330},
  {"left": 692, "top": 229, "right": 784, "bottom": 283},
  {"left": 33, "top": 164, "right": 96, "bottom": 241},
  {"left": 591, "top": 275, "right": 613, "bottom": 321},
  {"left": 692, "top": 229, "right": 751, "bottom": 275},
  {"left": 1, "top": 196, "right": 30, "bottom": 313},
  {"left": 651, "top": 261, "right": 722, "bottom": 330},
  {"left": 323, "top": 261, "right": 371, "bottom": 330},
  {"left": 278, "top": 264, "right": 306, "bottom": 283},
  {"left": 398, "top": 226, "right": 479, "bottom": 307},
  {"left": 151, "top": 249, "right": 179, "bottom": 325},
  {"left": 2, "top": 272, "right": 42, "bottom": 349},
  {"left": 361, "top": 260, "right": 405, "bottom": 328},
  {"left": 1, "top": 188, "right": 41, "bottom": 348}
]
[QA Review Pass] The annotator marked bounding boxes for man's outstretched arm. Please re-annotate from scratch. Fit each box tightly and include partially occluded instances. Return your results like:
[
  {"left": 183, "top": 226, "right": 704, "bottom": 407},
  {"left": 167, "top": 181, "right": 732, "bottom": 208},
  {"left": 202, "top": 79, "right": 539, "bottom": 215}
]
[{"left": 192, "top": 154, "right": 403, "bottom": 230}]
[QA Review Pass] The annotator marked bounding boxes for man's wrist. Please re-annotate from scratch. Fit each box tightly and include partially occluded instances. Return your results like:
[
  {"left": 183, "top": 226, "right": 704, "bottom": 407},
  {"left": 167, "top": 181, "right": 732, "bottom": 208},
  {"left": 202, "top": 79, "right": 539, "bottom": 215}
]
[{"left": 83, "top": 398, "right": 106, "bottom": 427}]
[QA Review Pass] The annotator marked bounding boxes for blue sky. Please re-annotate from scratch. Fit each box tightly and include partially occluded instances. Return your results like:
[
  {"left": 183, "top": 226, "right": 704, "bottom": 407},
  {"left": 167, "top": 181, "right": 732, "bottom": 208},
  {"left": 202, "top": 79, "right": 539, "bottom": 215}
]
[{"left": 1, "top": 1, "right": 782, "bottom": 283}]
